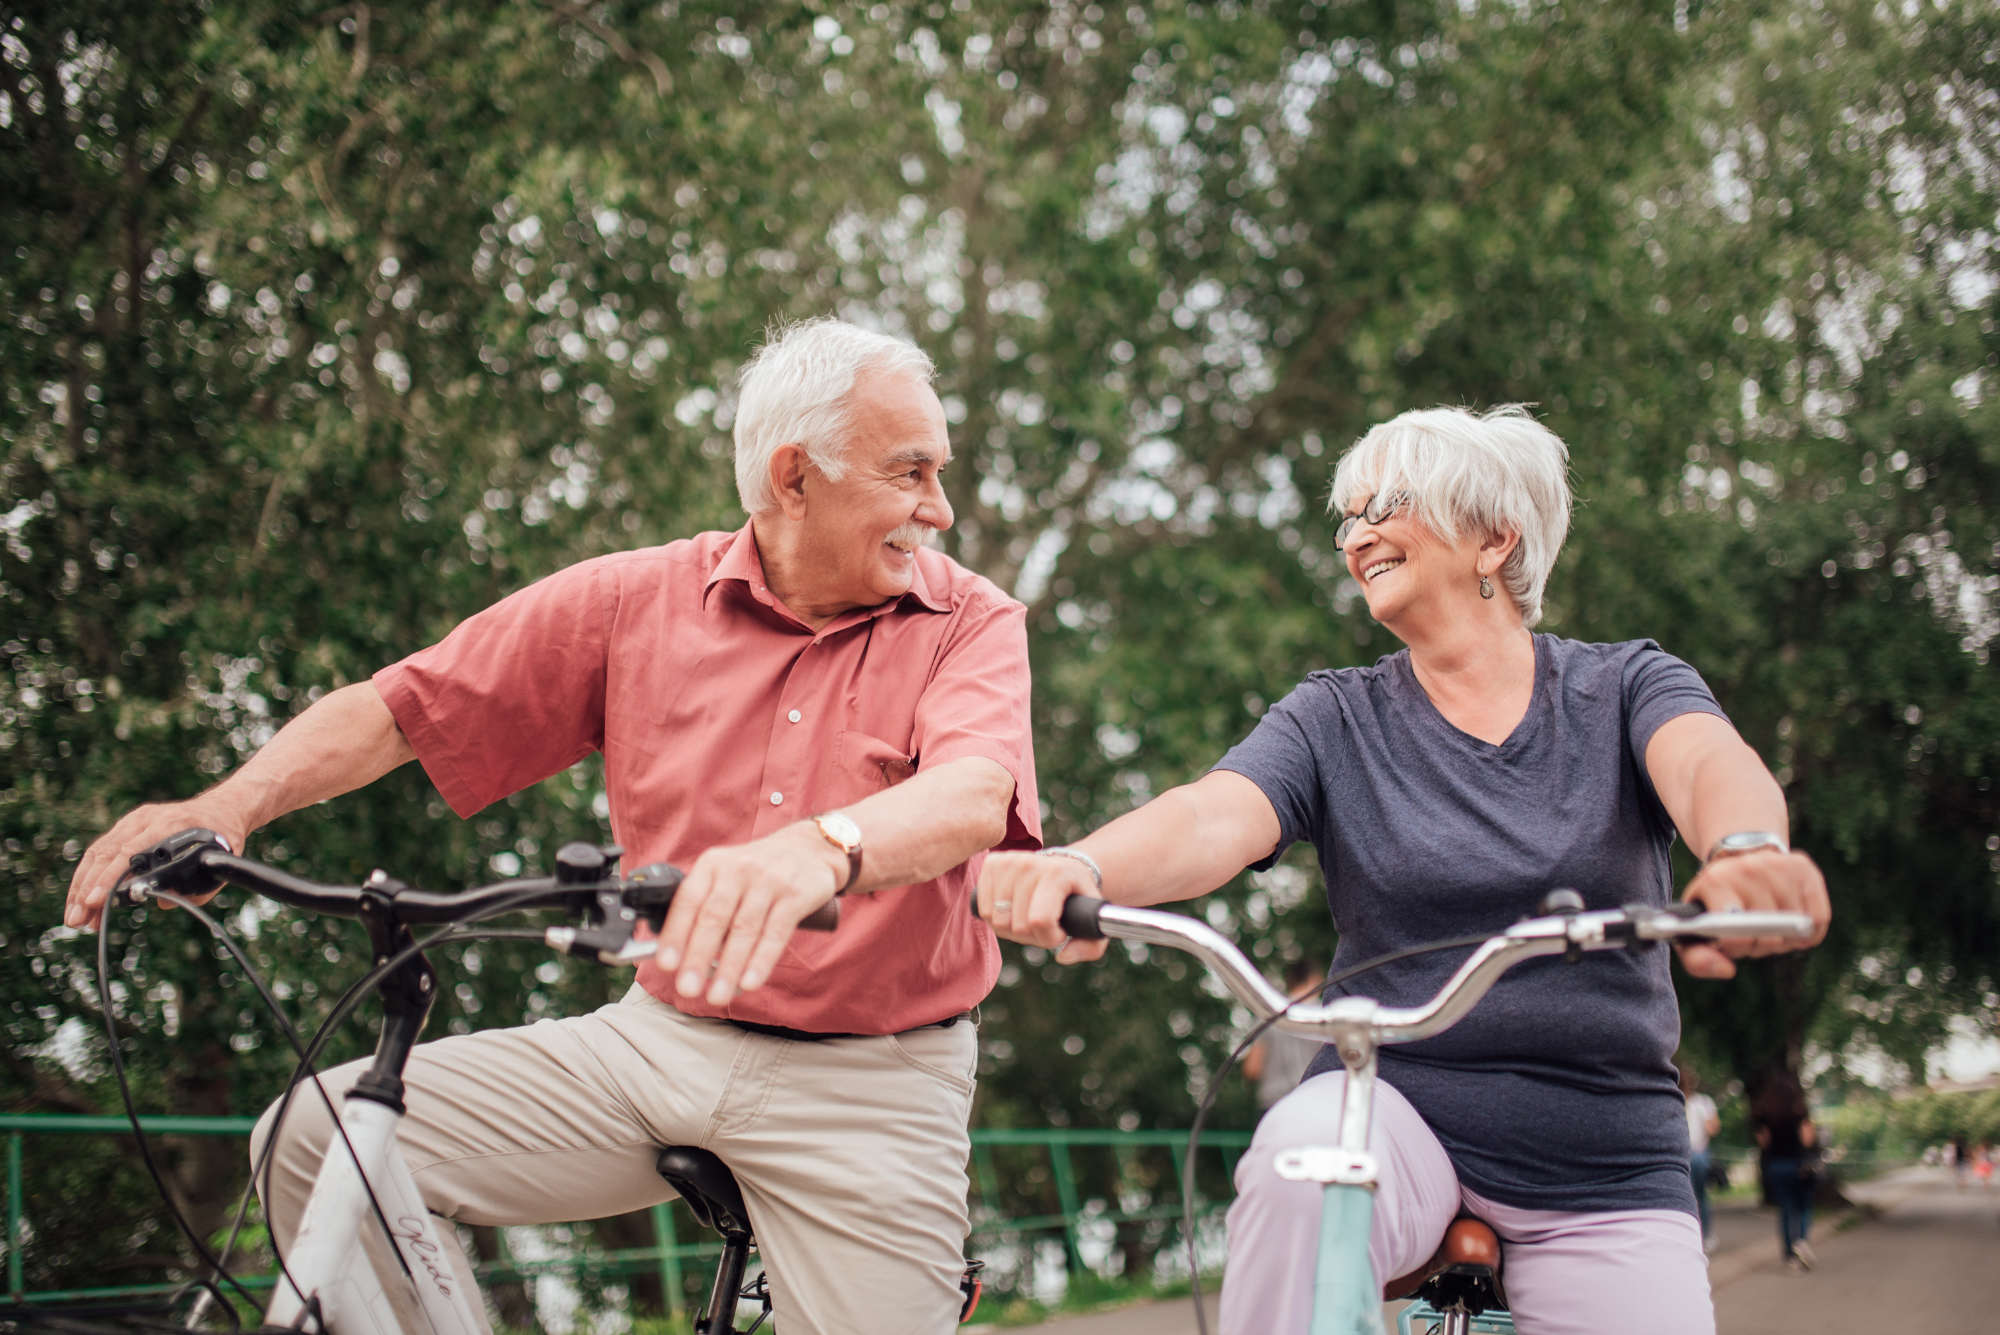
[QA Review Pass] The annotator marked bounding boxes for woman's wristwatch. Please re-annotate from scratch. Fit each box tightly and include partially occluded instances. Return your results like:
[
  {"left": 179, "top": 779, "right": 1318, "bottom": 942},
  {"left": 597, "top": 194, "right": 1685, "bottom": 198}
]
[{"left": 1704, "top": 831, "right": 1789, "bottom": 865}]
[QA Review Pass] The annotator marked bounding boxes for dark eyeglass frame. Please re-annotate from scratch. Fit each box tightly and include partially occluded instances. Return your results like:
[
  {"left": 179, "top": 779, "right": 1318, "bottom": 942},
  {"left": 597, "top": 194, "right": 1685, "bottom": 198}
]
[{"left": 1333, "top": 489, "right": 1412, "bottom": 550}]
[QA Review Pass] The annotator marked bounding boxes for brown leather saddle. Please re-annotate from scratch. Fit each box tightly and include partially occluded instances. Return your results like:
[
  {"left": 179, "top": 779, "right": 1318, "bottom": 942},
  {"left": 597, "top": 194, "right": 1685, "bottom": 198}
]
[{"left": 1382, "top": 1214, "right": 1508, "bottom": 1316}]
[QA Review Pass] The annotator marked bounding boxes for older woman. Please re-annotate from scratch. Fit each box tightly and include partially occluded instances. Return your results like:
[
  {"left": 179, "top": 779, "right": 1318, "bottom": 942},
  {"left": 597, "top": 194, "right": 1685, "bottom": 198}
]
[{"left": 979, "top": 406, "right": 1829, "bottom": 1335}]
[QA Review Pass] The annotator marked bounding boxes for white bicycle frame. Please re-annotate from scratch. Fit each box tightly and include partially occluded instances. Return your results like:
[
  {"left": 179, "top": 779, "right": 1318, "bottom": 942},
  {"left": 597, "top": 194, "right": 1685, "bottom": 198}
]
[
  {"left": 261, "top": 1094, "right": 486, "bottom": 1335},
  {"left": 111, "top": 837, "right": 669, "bottom": 1335},
  {"left": 1071, "top": 897, "right": 1815, "bottom": 1335}
]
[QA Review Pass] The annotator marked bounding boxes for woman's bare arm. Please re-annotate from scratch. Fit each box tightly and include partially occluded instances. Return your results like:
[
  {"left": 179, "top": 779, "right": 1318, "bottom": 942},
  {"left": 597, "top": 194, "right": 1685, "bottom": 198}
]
[
  {"left": 1644, "top": 711, "right": 1831, "bottom": 979},
  {"left": 976, "top": 769, "right": 1281, "bottom": 961}
]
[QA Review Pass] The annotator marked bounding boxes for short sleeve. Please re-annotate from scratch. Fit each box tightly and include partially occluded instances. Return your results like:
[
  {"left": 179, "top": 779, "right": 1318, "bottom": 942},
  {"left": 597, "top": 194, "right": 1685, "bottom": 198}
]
[
  {"left": 1622, "top": 642, "right": 1730, "bottom": 761},
  {"left": 909, "top": 593, "right": 1042, "bottom": 850},
  {"left": 372, "top": 560, "right": 612, "bottom": 817},
  {"left": 1211, "top": 676, "right": 1342, "bottom": 872}
]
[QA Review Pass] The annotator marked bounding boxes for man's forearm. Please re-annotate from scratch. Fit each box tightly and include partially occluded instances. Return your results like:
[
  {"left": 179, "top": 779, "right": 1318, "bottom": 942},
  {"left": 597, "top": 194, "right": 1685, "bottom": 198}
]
[
  {"left": 67, "top": 681, "right": 417, "bottom": 928},
  {"left": 209, "top": 681, "right": 418, "bottom": 833},
  {"left": 830, "top": 755, "right": 1016, "bottom": 893}
]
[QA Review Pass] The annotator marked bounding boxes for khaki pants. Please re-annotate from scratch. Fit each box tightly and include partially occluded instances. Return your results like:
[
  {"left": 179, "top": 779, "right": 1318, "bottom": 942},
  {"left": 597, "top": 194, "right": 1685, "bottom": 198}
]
[{"left": 251, "top": 987, "right": 979, "bottom": 1335}]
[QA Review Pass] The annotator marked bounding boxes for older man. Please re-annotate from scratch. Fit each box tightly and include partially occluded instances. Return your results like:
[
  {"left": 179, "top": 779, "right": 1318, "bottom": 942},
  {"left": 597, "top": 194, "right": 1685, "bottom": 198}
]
[{"left": 63, "top": 319, "right": 1038, "bottom": 1334}]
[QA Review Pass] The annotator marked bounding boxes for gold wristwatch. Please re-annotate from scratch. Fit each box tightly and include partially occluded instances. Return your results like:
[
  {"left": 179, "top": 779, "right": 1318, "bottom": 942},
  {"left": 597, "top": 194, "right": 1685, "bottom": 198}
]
[{"left": 811, "top": 812, "right": 864, "bottom": 893}]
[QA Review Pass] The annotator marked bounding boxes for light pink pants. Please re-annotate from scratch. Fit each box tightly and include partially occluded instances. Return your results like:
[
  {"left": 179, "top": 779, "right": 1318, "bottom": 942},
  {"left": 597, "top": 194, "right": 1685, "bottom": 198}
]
[{"left": 1221, "top": 1071, "right": 1713, "bottom": 1335}]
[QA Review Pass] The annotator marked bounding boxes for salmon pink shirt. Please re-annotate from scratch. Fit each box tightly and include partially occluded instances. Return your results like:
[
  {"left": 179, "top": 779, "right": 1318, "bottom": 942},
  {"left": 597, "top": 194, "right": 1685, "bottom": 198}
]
[{"left": 373, "top": 524, "right": 1040, "bottom": 1034}]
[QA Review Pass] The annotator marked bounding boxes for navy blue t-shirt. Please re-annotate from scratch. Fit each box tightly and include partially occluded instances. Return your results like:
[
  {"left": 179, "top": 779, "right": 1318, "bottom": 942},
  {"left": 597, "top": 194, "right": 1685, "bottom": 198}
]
[{"left": 1215, "top": 635, "right": 1726, "bottom": 1215}]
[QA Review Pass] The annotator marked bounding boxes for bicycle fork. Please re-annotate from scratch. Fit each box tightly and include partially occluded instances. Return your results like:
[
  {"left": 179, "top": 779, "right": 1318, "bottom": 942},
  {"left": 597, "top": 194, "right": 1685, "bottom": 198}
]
[{"left": 1273, "top": 1013, "right": 1387, "bottom": 1335}]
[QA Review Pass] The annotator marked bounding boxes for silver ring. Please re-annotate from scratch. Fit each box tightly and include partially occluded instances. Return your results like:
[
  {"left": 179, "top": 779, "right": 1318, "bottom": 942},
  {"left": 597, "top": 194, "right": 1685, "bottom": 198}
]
[{"left": 994, "top": 900, "right": 1013, "bottom": 912}]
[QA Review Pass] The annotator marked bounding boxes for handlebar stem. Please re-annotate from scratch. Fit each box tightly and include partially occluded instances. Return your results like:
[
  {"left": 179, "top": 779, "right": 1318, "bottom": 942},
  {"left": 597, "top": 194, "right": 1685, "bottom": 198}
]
[{"left": 348, "top": 871, "right": 439, "bottom": 1109}]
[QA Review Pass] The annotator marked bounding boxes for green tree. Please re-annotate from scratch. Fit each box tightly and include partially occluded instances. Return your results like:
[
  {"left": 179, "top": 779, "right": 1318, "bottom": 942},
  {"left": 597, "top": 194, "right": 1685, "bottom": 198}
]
[{"left": 5, "top": 0, "right": 1995, "bottom": 1305}]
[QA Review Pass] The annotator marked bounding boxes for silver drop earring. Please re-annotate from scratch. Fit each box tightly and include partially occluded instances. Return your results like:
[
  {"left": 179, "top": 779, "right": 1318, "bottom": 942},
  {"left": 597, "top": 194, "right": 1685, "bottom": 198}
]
[{"left": 1479, "top": 575, "right": 1495, "bottom": 600}]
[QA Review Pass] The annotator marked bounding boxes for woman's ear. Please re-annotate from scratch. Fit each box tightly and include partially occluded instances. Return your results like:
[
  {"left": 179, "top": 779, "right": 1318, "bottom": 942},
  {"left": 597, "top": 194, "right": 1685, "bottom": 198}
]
[
  {"left": 1478, "top": 528, "right": 1522, "bottom": 577},
  {"left": 768, "top": 444, "right": 812, "bottom": 521}
]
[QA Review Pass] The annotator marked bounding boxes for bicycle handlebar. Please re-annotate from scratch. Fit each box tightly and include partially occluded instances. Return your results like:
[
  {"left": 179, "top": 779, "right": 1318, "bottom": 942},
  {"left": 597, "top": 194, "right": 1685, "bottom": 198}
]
[
  {"left": 1057, "top": 893, "right": 1814, "bottom": 1047},
  {"left": 110, "top": 828, "right": 840, "bottom": 967}
]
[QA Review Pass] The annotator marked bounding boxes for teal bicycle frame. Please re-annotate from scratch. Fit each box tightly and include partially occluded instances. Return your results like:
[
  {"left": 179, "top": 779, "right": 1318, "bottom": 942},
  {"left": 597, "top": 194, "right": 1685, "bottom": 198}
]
[{"left": 1061, "top": 896, "right": 1814, "bottom": 1335}]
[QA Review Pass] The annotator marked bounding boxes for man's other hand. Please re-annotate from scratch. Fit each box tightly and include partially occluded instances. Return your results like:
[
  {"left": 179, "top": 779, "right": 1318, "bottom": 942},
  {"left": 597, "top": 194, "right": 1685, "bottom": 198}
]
[
  {"left": 64, "top": 799, "right": 251, "bottom": 932},
  {"left": 653, "top": 824, "right": 847, "bottom": 1005}
]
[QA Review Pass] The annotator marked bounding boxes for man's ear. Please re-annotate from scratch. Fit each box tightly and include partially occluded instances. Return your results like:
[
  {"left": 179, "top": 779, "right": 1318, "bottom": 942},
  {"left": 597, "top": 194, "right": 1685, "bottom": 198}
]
[
  {"left": 1477, "top": 527, "right": 1522, "bottom": 577},
  {"left": 769, "top": 444, "right": 812, "bottom": 521}
]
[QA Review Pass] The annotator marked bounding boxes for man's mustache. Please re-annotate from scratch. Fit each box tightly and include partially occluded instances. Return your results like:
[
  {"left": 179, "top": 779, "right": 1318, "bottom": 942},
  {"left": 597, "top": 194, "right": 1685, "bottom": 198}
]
[{"left": 885, "top": 521, "right": 935, "bottom": 550}]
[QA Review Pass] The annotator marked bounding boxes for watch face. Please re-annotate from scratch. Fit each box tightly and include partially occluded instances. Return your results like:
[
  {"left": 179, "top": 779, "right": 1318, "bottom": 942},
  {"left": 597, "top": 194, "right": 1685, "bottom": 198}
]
[{"left": 819, "top": 812, "right": 862, "bottom": 849}]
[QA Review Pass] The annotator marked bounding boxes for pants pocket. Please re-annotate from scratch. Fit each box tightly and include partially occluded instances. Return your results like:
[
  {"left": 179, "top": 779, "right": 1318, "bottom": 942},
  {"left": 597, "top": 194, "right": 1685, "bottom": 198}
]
[{"left": 885, "top": 1023, "right": 977, "bottom": 1096}]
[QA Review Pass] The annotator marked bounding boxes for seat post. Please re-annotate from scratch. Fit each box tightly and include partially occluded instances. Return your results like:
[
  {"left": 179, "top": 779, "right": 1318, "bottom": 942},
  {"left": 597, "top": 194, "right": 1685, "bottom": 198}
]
[{"left": 697, "top": 1232, "right": 751, "bottom": 1335}]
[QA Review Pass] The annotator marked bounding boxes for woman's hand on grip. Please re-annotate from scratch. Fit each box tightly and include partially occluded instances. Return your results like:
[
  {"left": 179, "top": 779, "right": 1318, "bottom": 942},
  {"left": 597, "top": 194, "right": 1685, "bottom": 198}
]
[
  {"left": 976, "top": 852, "right": 1107, "bottom": 965},
  {"left": 1678, "top": 849, "right": 1830, "bottom": 980}
]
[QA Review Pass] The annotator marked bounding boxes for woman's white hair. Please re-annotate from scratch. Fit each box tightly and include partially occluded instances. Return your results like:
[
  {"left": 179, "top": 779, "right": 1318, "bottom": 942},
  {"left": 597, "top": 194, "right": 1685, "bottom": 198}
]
[
  {"left": 1329, "top": 405, "right": 1572, "bottom": 628},
  {"left": 733, "top": 318, "right": 937, "bottom": 515}
]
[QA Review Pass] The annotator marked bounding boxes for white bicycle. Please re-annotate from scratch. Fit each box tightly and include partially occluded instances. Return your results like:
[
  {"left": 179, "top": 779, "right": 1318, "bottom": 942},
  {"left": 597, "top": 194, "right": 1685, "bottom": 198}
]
[{"left": 86, "top": 827, "right": 991, "bottom": 1335}]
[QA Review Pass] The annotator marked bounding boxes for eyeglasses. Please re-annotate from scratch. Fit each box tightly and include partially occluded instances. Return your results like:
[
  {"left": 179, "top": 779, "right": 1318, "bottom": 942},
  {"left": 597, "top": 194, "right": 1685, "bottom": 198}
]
[{"left": 1333, "top": 490, "right": 1412, "bottom": 550}]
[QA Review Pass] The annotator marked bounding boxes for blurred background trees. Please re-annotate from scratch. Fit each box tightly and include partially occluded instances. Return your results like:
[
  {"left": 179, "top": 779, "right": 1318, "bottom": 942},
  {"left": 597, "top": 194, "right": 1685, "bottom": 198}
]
[{"left": 4, "top": 0, "right": 1996, "bottom": 1302}]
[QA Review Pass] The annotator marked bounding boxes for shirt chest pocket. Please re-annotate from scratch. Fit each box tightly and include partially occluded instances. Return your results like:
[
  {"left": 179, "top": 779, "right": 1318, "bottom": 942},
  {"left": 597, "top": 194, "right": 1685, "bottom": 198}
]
[{"left": 828, "top": 729, "right": 918, "bottom": 807}]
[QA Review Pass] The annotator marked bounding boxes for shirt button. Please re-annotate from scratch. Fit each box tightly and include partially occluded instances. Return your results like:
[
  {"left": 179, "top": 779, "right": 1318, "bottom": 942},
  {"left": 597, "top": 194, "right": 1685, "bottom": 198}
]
[
  {"left": 770, "top": 791, "right": 784, "bottom": 805},
  {"left": 788, "top": 709, "right": 802, "bottom": 723}
]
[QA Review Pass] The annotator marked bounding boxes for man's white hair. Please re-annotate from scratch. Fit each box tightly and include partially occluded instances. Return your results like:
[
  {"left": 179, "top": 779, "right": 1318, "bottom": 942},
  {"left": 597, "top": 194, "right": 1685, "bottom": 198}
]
[
  {"left": 733, "top": 318, "right": 937, "bottom": 515},
  {"left": 1329, "top": 405, "right": 1573, "bottom": 628}
]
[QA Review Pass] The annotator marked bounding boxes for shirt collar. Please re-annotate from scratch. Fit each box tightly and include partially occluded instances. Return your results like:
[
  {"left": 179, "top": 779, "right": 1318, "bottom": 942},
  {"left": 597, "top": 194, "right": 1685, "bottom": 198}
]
[{"left": 703, "top": 522, "right": 952, "bottom": 620}]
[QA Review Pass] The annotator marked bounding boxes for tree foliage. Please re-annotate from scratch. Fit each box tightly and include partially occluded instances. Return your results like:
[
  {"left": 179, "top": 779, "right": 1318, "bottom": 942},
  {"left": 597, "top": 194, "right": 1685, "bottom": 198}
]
[{"left": 4, "top": 0, "right": 1996, "bottom": 1297}]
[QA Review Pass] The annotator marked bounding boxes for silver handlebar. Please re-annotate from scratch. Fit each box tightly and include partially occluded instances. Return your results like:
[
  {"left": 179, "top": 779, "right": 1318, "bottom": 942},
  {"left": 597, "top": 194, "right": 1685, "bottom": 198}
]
[{"left": 1090, "top": 901, "right": 1815, "bottom": 1050}]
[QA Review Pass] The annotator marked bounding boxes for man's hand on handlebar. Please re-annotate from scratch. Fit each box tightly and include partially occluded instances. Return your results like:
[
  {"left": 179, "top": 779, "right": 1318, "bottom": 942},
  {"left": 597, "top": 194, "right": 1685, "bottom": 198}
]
[
  {"left": 653, "top": 823, "right": 847, "bottom": 1005},
  {"left": 1678, "top": 849, "right": 1830, "bottom": 980},
  {"left": 64, "top": 799, "right": 252, "bottom": 931},
  {"left": 976, "top": 851, "right": 1109, "bottom": 965}
]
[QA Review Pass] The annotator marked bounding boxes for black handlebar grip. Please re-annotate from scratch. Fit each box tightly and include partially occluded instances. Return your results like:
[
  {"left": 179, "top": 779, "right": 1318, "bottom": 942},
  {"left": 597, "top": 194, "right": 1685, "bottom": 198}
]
[
  {"left": 1059, "top": 895, "right": 1107, "bottom": 941},
  {"left": 798, "top": 896, "right": 841, "bottom": 932}
]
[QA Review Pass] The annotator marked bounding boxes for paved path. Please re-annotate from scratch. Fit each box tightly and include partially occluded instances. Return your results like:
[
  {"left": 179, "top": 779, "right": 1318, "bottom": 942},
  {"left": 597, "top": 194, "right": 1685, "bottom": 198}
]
[
  {"left": 1715, "top": 1169, "right": 2000, "bottom": 1333},
  {"left": 998, "top": 1170, "right": 2000, "bottom": 1332}
]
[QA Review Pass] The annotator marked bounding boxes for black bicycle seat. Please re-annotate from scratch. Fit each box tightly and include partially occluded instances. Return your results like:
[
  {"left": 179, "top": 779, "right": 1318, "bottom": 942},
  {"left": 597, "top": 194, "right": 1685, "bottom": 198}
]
[{"left": 657, "top": 1146, "right": 753, "bottom": 1239}]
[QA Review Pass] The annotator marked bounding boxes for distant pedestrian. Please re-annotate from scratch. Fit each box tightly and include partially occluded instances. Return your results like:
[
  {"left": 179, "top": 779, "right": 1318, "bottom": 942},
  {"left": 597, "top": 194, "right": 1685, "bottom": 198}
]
[
  {"left": 1950, "top": 1137, "right": 1970, "bottom": 1188},
  {"left": 1241, "top": 958, "right": 1326, "bottom": 1113},
  {"left": 1680, "top": 1065, "right": 1722, "bottom": 1253},
  {"left": 1976, "top": 1145, "right": 1993, "bottom": 1189},
  {"left": 1752, "top": 1073, "right": 1819, "bottom": 1272}
]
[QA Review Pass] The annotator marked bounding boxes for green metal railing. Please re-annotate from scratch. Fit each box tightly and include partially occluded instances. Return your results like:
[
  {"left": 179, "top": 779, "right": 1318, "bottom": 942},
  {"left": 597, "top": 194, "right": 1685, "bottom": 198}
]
[{"left": 0, "top": 1114, "right": 1252, "bottom": 1314}]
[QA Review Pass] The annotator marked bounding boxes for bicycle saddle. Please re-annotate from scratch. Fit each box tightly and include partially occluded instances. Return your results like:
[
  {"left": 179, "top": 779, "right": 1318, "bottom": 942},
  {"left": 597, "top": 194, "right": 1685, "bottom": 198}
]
[
  {"left": 657, "top": 1146, "right": 753, "bottom": 1239},
  {"left": 1382, "top": 1215, "right": 1505, "bottom": 1306}
]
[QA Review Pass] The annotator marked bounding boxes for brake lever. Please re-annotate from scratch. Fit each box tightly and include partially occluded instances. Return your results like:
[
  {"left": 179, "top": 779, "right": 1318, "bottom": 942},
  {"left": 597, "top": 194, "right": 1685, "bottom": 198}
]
[
  {"left": 544, "top": 861, "right": 840, "bottom": 968},
  {"left": 114, "top": 828, "right": 231, "bottom": 904}
]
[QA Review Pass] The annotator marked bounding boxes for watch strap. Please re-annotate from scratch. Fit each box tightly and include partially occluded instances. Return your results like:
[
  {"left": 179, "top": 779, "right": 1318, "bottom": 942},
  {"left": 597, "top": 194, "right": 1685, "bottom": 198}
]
[{"left": 1704, "top": 831, "right": 1789, "bottom": 865}]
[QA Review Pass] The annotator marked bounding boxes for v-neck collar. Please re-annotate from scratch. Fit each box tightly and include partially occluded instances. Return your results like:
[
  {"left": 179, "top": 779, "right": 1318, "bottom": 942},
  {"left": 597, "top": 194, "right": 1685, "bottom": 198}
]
[{"left": 1394, "top": 633, "right": 1548, "bottom": 756}]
